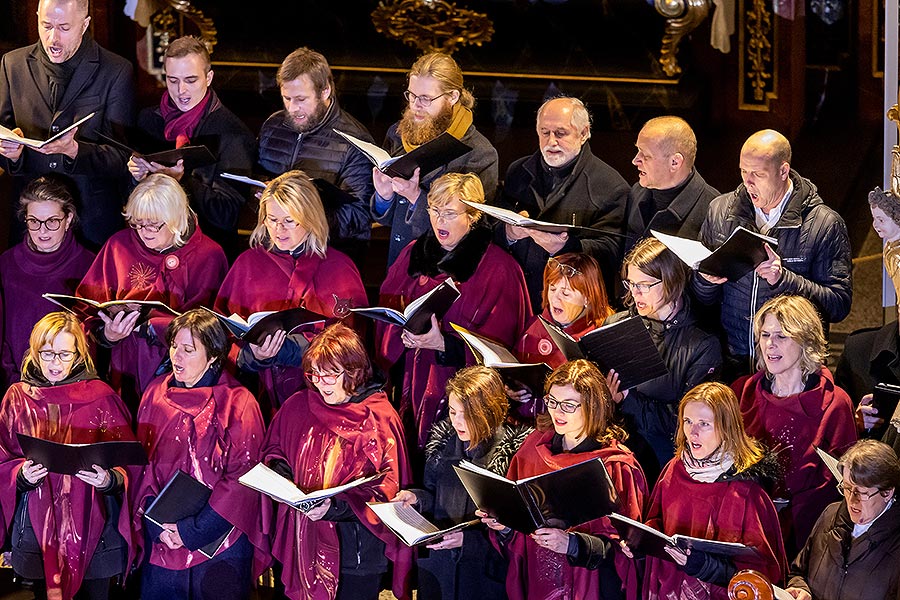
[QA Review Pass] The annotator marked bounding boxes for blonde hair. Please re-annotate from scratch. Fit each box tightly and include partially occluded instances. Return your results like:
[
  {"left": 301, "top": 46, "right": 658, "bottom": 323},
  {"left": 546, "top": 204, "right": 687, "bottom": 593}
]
[
  {"left": 249, "top": 170, "right": 329, "bottom": 257},
  {"left": 22, "top": 312, "right": 95, "bottom": 378},
  {"left": 409, "top": 53, "right": 474, "bottom": 110},
  {"left": 427, "top": 172, "right": 483, "bottom": 227},
  {"left": 123, "top": 174, "right": 194, "bottom": 248},
  {"left": 753, "top": 295, "right": 827, "bottom": 377}
]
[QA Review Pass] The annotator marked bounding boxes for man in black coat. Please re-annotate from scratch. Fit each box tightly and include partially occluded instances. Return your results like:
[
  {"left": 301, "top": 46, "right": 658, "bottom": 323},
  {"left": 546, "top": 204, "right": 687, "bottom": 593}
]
[
  {"left": 257, "top": 47, "right": 374, "bottom": 263},
  {"left": 496, "top": 97, "right": 629, "bottom": 311},
  {"left": 0, "top": 0, "right": 134, "bottom": 249},
  {"left": 624, "top": 116, "right": 719, "bottom": 254},
  {"left": 127, "top": 36, "right": 254, "bottom": 258}
]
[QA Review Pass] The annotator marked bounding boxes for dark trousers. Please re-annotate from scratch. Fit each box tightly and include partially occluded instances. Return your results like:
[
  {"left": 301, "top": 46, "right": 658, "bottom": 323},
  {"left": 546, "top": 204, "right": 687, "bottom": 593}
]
[
  {"left": 335, "top": 573, "right": 382, "bottom": 600},
  {"left": 140, "top": 536, "right": 252, "bottom": 600}
]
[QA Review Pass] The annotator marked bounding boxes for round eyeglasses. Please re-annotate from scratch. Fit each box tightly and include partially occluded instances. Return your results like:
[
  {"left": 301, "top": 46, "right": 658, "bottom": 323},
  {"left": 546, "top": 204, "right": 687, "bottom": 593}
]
[
  {"left": 38, "top": 350, "right": 76, "bottom": 363},
  {"left": 25, "top": 216, "right": 65, "bottom": 231},
  {"left": 543, "top": 395, "right": 582, "bottom": 414},
  {"left": 129, "top": 221, "right": 167, "bottom": 233},
  {"left": 305, "top": 371, "right": 345, "bottom": 385},
  {"left": 403, "top": 90, "right": 450, "bottom": 108}
]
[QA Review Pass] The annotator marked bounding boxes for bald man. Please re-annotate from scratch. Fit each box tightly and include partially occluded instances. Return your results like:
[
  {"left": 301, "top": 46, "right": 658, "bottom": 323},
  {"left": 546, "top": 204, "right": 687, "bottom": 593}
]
[
  {"left": 624, "top": 116, "right": 719, "bottom": 254},
  {"left": 0, "top": 0, "right": 134, "bottom": 248},
  {"left": 694, "top": 129, "right": 852, "bottom": 379},
  {"left": 497, "top": 96, "right": 629, "bottom": 310}
]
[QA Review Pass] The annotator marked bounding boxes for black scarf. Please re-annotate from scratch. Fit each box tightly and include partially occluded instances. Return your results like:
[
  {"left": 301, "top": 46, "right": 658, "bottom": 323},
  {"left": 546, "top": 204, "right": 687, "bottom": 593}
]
[
  {"left": 37, "top": 32, "right": 91, "bottom": 112},
  {"left": 407, "top": 225, "right": 492, "bottom": 282}
]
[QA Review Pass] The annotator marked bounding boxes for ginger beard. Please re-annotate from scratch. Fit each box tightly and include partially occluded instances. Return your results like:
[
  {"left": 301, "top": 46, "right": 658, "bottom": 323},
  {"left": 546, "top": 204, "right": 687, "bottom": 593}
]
[{"left": 397, "top": 101, "right": 454, "bottom": 146}]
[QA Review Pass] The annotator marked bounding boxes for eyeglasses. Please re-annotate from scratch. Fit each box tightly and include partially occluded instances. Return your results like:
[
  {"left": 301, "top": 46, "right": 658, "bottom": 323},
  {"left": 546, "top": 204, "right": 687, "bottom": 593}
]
[
  {"left": 25, "top": 216, "right": 65, "bottom": 231},
  {"left": 403, "top": 90, "right": 450, "bottom": 107},
  {"left": 305, "top": 371, "right": 345, "bottom": 385},
  {"left": 624, "top": 279, "right": 663, "bottom": 294},
  {"left": 548, "top": 257, "right": 581, "bottom": 279},
  {"left": 265, "top": 216, "right": 299, "bottom": 230},
  {"left": 129, "top": 221, "right": 167, "bottom": 233},
  {"left": 38, "top": 350, "right": 76, "bottom": 363},
  {"left": 426, "top": 207, "right": 463, "bottom": 222},
  {"left": 837, "top": 483, "right": 882, "bottom": 502},
  {"left": 544, "top": 395, "right": 582, "bottom": 414}
]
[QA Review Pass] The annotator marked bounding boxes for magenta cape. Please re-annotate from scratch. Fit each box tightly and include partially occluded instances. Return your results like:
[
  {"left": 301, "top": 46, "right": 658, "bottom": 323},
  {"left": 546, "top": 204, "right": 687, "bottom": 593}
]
[
  {"left": 515, "top": 309, "right": 597, "bottom": 369},
  {"left": 0, "top": 232, "right": 95, "bottom": 386},
  {"left": 260, "top": 388, "right": 413, "bottom": 600},
  {"left": 0, "top": 379, "right": 136, "bottom": 600},
  {"left": 77, "top": 227, "right": 228, "bottom": 400},
  {"left": 736, "top": 366, "right": 857, "bottom": 547},
  {"left": 643, "top": 457, "right": 788, "bottom": 600},
  {"left": 130, "top": 371, "right": 269, "bottom": 574},
  {"left": 377, "top": 242, "right": 529, "bottom": 448},
  {"left": 214, "top": 246, "right": 368, "bottom": 408},
  {"left": 497, "top": 430, "right": 648, "bottom": 600}
]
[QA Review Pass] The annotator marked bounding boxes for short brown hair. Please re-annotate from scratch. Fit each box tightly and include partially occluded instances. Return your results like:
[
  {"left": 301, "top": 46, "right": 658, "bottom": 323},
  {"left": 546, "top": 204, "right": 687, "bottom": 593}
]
[
  {"left": 537, "top": 359, "right": 626, "bottom": 444},
  {"left": 277, "top": 47, "right": 333, "bottom": 95},
  {"left": 675, "top": 382, "right": 764, "bottom": 472},
  {"left": 838, "top": 439, "right": 900, "bottom": 491},
  {"left": 622, "top": 236, "right": 689, "bottom": 308},
  {"left": 302, "top": 323, "right": 373, "bottom": 395},
  {"left": 165, "top": 309, "right": 228, "bottom": 368},
  {"left": 164, "top": 36, "right": 211, "bottom": 71},
  {"left": 22, "top": 311, "right": 95, "bottom": 378},
  {"left": 18, "top": 175, "right": 78, "bottom": 224},
  {"left": 445, "top": 366, "right": 509, "bottom": 448},
  {"left": 752, "top": 295, "right": 826, "bottom": 377},
  {"left": 542, "top": 253, "right": 613, "bottom": 328},
  {"left": 409, "top": 52, "right": 474, "bottom": 110}
]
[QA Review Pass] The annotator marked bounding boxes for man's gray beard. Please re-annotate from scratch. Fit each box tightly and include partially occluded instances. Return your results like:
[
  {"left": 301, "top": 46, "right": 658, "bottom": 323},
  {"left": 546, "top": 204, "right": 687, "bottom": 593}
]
[
  {"left": 396, "top": 104, "right": 453, "bottom": 146},
  {"left": 286, "top": 100, "right": 329, "bottom": 133}
]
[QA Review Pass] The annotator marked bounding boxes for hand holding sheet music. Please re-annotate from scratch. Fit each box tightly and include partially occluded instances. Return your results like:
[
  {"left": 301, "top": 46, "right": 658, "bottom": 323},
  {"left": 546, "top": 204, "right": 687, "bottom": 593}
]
[{"left": 651, "top": 227, "right": 777, "bottom": 281}]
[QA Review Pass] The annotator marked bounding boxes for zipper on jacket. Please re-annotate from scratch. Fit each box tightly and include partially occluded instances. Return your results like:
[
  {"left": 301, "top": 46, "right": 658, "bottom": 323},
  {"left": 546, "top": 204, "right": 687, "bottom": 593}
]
[
  {"left": 15, "top": 491, "right": 29, "bottom": 548},
  {"left": 291, "top": 133, "right": 303, "bottom": 167},
  {"left": 748, "top": 274, "right": 759, "bottom": 371}
]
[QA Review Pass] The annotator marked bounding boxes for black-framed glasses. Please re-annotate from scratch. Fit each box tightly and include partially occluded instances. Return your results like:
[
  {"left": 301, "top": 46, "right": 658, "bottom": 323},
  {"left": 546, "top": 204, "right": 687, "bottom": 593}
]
[
  {"left": 305, "top": 371, "right": 345, "bottom": 385},
  {"left": 38, "top": 350, "right": 76, "bottom": 363},
  {"left": 543, "top": 395, "right": 582, "bottom": 414},
  {"left": 129, "top": 221, "right": 167, "bottom": 233},
  {"left": 548, "top": 257, "right": 581, "bottom": 279},
  {"left": 25, "top": 216, "right": 65, "bottom": 231},
  {"left": 837, "top": 483, "right": 882, "bottom": 502},
  {"left": 403, "top": 90, "right": 450, "bottom": 107},
  {"left": 623, "top": 279, "right": 663, "bottom": 294}
]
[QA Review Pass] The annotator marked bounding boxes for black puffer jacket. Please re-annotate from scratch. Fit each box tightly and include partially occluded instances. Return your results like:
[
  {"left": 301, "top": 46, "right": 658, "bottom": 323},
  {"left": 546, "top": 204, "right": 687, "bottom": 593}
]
[
  {"left": 257, "top": 98, "right": 374, "bottom": 244},
  {"left": 693, "top": 170, "right": 852, "bottom": 366}
]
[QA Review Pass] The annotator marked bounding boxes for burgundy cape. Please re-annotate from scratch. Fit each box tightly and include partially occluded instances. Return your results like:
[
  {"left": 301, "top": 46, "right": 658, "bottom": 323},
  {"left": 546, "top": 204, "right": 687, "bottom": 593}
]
[
  {"left": 260, "top": 388, "right": 413, "bottom": 600},
  {"left": 130, "top": 371, "right": 269, "bottom": 574},
  {"left": 0, "top": 379, "right": 136, "bottom": 600},
  {"left": 643, "top": 457, "right": 788, "bottom": 600},
  {"left": 0, "top": 232, "right": 95, "bottom": 386},
  {"left": 377, "top": 233, "right": 530, "bottom": 448},
  {"left": 77, "top": 227, "right": 228, "bottom": 401},
  {"left": 516, "top": 309, "right": 597, "bottom": 369},
  {"left": 736, "top": 366, "right": 857, "bottom": 548},
  {"left": 215, "top": 246, "right": 368, "bottom": 408},
  {"left": 497, "top": 429, "right": 648, "bottom": 600}
]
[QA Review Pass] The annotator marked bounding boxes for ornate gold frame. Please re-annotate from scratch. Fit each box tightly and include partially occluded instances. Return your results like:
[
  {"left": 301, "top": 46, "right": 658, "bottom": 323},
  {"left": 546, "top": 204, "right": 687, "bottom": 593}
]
[
  {"left": 655, "top": 0, "right": 712, "bottom": 77},
  {"left": 738, "top": 0, "right": 778, "bottom": 111}
]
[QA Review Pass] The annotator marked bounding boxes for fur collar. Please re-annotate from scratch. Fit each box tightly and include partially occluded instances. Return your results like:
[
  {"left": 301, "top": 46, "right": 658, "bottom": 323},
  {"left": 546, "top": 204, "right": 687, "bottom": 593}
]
[
  {"left": 717, "top": 447, "right": 783, "bottom": 492},
  {"left": 407, "top": 225, "right": 493, "bottom": 282},
  {"left": 424, "top": 418, "right": 533, "bottom": 476}
]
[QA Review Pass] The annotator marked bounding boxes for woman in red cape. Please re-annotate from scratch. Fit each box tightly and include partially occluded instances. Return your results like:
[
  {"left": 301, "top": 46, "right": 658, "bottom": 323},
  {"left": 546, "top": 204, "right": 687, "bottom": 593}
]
[
  {"left": 76, "top": 174, "right": 228, "bottom": 412},
  {"left": 643, "top": 382, "right": 788, "bottom": 600},
  {"left": 0, "top": 176, "right": 94, "bottom": 387},
  {"left": 0, "top": 312, "right": 136, "bottom": 600},
  {"left": 260, "top": 323, "right": 413, "bottom": 600},
  {"left": 131, "top": 310, "right": 269, "bottom": 600},
  {"left": 377, "top": 172, "right": 530, "bottom": 449},
  {"left": 215, "top": 170, "right": 367, "bottom": 412},
  {"left": 735, "top": 295, "right": 857, "bottom": 553},
  {"left": 484, "top": 360, "right": 648, "bottom": 600}
]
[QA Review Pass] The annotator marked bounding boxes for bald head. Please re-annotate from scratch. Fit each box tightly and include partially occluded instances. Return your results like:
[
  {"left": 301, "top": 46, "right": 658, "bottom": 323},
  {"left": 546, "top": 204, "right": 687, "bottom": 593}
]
[
  {"left": 633, "top": 116, "right": 697, "bottom": 189},
  {"left": 39, "top": 0, "right": 89, "bottom": 17},
  {"left": 741, "top": 129, "right": 792, "bottom": 169},
  {"left": 37, "top": 0, "right": 90, "bottom": 64},
  {"left": 739, "top": 129, "right": 791, "bottom": 213}
]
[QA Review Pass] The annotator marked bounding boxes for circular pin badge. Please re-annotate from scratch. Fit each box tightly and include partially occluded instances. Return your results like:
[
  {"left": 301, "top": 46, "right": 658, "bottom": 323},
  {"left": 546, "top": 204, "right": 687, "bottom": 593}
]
[
  {"left": 538, "top": 339, "right": 554, "bottom": 356},
  {"left": 164, "top": 255, "right": 180, "bottom": 270}
]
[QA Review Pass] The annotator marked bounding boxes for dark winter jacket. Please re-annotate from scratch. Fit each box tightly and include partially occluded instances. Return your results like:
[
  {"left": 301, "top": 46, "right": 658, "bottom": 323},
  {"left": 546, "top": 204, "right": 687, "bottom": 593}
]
[
  {"left": 693, "top": 170, "right": 852, "bottom": 369},
  {"left": 496, "top": 145, "right": 630, "bottom": 310}
]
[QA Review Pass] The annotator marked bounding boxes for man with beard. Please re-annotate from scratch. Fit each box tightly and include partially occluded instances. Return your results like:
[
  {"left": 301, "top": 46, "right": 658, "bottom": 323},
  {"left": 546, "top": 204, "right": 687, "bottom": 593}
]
[
  {"left": 257, "top": 47, "right": 374, "bottom": 262},
  {"left": 496, "top": 97, "right": 629, "bottom": 310},
  {"left": 371, "top": 52, "right": 498, "bottom": 265},
  {"left": 0, "top": 0, "right": 134, "bottom": 249},
  {"left": 127, "top": 36, "right": 255, "bottom": 258}
]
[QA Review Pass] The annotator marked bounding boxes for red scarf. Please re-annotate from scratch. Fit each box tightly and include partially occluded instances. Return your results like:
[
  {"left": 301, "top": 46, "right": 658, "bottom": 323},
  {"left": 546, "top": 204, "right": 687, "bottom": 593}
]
[{"left": 159, "top": 89, "right": 213, "bottom": 148}]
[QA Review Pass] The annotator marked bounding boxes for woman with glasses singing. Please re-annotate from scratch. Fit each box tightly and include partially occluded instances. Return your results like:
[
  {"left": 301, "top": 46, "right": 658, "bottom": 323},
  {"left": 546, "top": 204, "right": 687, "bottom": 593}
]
[
  {"left": 0, "top": 176, "right": 95, "bottom": 386},
  {"left": 735, "top": 294, "right": 857, "bottom": 554},
  {"left": 261, "top": 323, "right": 412, "bottom": 600},
  {"left": 131, "top": 309, "right": 268, "bottom": 600},
  {"left": 606, "top": 237, "right": 721, "bottom": 482},
  {"left": 215, "top": 170, "right": 367, "bottom": 412},
  {"left": 785, "top": 439, "right": 900, "bottom": 600},
  {"left": 76, "top": 173, "right": 228, "bottom": 412},
  {"left": 483, "top": 360, "right": 648, "bottom": 600},
  {"left": 377, "top": 172, "right": 529, "bottom": 449},
  {"left": 642, "top": 382, "right": 787, "bottom": 598},
  {"left": 0, "top": 312, "right": 136, "bottom": 600},
  {"left": 393, "top": 366, "right": 532, "bottom": 600}
]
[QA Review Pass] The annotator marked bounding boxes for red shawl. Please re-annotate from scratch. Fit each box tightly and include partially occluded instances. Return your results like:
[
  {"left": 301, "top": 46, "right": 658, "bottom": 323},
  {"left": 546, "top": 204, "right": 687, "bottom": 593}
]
[
  {"left": 736, "top": 366, "right": 857, "bottom": 547},
  {"left": 130, "top": 371, "right": 269, "bottom": 574},
  {"left": 498, "top": 429, "right": 648, "bottom": 600},
  {"left": 76, "top": 226, "right": 228, "bottom": 402},
  {"left": 0, "top": 379, "right": 136, "bottom": 600},
  {"left": 214, "top": 246, "right": 367, "bottom": 408},
  {"left": 643, "top": 457, "right": 788, "bottom": 600},
  {"left": 261, "top": 388, "right": 413, "bottom": 600}
]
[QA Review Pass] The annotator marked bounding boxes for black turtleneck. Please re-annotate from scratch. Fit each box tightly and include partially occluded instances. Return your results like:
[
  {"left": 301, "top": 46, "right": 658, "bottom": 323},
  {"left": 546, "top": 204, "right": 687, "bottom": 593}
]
[{"left": 640, "top": 171, "right": 693, "bottom": 225}]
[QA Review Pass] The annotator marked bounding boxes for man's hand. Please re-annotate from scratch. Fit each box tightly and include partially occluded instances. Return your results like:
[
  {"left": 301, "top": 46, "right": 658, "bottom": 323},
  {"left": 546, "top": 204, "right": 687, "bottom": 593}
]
[
  {"left": 35, "top": 128, "right": 78, "bottom": 159},
  {"left": 147, "top": 159, "right": 185, "bottom": 182},
  {"left": 392, "top": 168, "right": 421, "bottom": 204},
  {"left": 0, "top": 128, "right": 24, "bottom": 162},
  {"left": 128, "top": 155, "right": 152, "bottom": 181},
  {"left": 856, "top": 394, "right": 885, "bottom": 432},
  {"left": 785, "top": 588, "right": 812, "bottom": 600},
  {"left": 529, "top": 230, "right": 569, "bottom": 255},
  {"left": 426, "top": 530, "right": 464, "bottom": 550},
  {"left": 699, "top": 272, "right": 728, "bottom": 285},
  {"left": 755, "top": 243, "right": 783, "bottom": 286},
  {"left": 392, "top": 490, "right": 418, "bottom": 506}
]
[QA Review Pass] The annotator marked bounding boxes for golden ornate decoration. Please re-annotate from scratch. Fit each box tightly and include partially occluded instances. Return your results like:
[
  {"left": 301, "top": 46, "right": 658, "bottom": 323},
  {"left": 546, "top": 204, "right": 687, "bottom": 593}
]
[
  {"left": 371, "top": 0, "right": 494, "bottom": 55},
  {"left": 654, "top": 0, "right": 711, "bottom": 77},
  {"left": 738, "top": 0, "right": 777, "bottom": 110},
  {"left": 146, "top": 0, "right": 218, "bottom": 77},
  {"left": 888, "top": 101, "right": 900, "bottom": 195}
]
